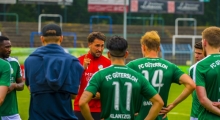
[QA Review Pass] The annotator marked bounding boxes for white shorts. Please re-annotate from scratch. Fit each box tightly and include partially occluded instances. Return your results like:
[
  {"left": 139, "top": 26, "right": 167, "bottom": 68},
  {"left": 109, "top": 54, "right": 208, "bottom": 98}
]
[
  {"left": 1, "top": 114, "right": 21, "bottom": 120},
  {"left": 190, "top": 117, "right": 198, "bottom": 120}
]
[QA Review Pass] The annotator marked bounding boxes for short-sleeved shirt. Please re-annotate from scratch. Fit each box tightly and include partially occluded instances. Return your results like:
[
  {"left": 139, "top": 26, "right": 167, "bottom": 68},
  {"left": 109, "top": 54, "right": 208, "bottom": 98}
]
[
  {"left": 0, "top": 59, "right": 11, "bottom": 119},
  {"left": 194, "top": 54, "right": 220, "bottom": 119},
  {"left": 0, "top": 59, "right": 10, "bottom": 87},
  {"left": 74, "top": 53, "right": 111, "bottom": 112},
  {"left": 126, "top": 58, "right": 184, "bottom": 120},
  {"left": 0, "top": 57, "right": 22, "bottom": 116},
  {"left": 189, "top": 65, "right": 200, "bottom": 118},
  {"left": 85, "top": 65, "right": 157, "bottom": 120}
]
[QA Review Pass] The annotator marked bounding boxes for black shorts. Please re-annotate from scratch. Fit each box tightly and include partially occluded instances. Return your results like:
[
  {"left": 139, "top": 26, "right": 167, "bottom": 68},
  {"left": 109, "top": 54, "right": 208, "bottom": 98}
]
[{"left": 74, "top": 111, "right": 101, "bottom": 120}]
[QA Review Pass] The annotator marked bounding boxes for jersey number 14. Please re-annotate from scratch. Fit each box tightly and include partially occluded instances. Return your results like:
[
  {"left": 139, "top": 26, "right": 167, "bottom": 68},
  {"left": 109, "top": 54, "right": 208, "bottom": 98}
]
[{"left": 142, "top": 70, "right": 164, "bottom": 93}]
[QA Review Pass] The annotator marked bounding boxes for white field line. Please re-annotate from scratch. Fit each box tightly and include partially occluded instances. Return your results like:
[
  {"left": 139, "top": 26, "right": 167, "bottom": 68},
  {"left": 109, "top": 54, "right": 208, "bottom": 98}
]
[{"left": 168, "top": 112, "right": 190, "bottom": 117}]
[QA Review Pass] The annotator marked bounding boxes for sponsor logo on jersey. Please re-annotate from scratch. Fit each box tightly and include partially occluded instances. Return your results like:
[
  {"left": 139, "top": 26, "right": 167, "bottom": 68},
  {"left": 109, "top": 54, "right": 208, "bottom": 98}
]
[
  {"left": 85, "top": 72, "right": 93, "bottom": 81},
  {"left": 110, "top": 114, "right": 131, "bottom": 119},
  {"left": 98, "top": 64, "right": 103, "bottom": 71},
  {"left": 143, "top": 101, "right": 152, "bottom": 106}
]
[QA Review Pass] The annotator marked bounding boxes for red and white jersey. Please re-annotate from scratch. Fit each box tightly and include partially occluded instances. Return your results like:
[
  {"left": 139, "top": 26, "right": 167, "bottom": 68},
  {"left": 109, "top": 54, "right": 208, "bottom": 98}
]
[{"left": 74, "top": 52, "right": 111, "bottom": 112}]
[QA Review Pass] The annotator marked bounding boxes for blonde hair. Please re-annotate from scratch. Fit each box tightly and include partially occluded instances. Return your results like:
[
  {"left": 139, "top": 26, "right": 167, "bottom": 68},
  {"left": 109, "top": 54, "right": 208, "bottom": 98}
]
[
  {"left": 202, "top": 26, "right": 220, "bottom": 48},
  {"left": 43, "top": 36, "right": 60, "bottom": 43},
  {"left": 140, "top": 31, "right": 160, "bottom": 51}
]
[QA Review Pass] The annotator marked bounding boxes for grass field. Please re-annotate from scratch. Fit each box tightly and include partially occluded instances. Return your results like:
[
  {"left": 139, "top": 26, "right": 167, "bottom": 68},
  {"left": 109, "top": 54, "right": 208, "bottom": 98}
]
[{"left": 16, "top": 66, "right": 192, "bottom": 120}]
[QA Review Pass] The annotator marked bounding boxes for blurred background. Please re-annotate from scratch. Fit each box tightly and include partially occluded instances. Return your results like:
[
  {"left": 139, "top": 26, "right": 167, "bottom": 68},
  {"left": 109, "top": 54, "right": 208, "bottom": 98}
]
[{"left": 0, "top": 0, "right": 218, "bottom": 119}]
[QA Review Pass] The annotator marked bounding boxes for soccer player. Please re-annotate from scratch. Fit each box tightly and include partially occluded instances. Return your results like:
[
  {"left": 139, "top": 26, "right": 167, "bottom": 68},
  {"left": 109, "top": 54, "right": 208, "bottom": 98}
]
[
  {"left": 194, "top": 26, "right": 220, "bottom": 119},
  {"left": 79, "top": 36, "right": 164, "bottom": 120},
  {"left": 25, "top": 24, "right": 84, "bottom": 119},
  {"left": 189, "top": 41, "right": 204, "bottom": 120},
  {"left": 74, "top": 32, "right": 111, "bottom": 119},
  {"left": 126, "top": 31, "right": 196, "bottom": 120},
  {"left": 0, "top": 36, "right": 24, "bottom": 120}
]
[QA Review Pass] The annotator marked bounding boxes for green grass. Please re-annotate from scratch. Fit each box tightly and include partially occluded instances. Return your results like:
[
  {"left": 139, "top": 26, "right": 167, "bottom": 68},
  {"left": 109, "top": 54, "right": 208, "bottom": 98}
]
[
  {"left": 167, "top": 66, "right": 191, "bottom": 119},
  {"left": 17, "top": 87, "right": 30, "bottom": 120},
  {"left": 17, "top": 65, "right": 192, "bottom": 120}
]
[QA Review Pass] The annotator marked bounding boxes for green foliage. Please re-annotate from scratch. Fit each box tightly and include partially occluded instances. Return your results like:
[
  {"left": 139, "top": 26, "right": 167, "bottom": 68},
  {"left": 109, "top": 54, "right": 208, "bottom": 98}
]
[
  {"left": 7, "top": 4, "right": 37, "bottom": 22},
  {"left": 0, "top": 1, "right": 219, "bottom": 27}
]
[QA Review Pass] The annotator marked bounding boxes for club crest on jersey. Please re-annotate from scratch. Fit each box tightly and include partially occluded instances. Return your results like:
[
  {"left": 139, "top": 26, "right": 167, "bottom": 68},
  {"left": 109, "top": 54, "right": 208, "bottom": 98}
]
[{"left": 98, "top": 65, "right": 103, "bottom": 71}]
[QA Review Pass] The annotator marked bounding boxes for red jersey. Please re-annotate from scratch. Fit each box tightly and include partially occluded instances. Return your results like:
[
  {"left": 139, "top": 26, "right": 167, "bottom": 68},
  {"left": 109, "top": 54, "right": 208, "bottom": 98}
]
[{"left": 74, "top": 52, "right": 111, "bottom": 112}]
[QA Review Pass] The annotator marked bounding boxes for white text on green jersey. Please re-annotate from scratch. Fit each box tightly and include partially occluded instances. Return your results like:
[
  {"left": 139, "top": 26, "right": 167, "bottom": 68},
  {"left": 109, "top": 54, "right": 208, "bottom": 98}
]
[
  {"left": 138, "top": 62, "right": 168, "bottom": 70},
  {"left": 210, "top": 60, "right": 220, "bottom": 69},
  {"left": 106, "top": 72, "right": 138, "bottom": 82}
]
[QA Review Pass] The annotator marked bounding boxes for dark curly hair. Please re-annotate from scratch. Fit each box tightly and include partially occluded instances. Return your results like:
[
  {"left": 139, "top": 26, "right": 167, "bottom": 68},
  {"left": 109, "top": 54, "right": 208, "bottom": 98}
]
[
  {"left": 106, "top": 35, "right": 128, "bottom": 57},
  {"left": 87, "top": 32, "right": 106, "bottom": 43},
  {"left": 0, "top": 36, "right": 9, "bottom": 44},
  {"left": 194, "top": 41, "right": 203, "bottom": 50}
]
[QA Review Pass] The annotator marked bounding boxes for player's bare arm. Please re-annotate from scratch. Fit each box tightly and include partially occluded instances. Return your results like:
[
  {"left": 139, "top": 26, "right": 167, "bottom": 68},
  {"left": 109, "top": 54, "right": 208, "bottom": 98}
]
[
  {"left": 8, "top": 77, "right": 24, "bottom": 93},
  {"left": 83, "top": 54, "right": 91, "bottom": 69},
  {"left": 212, "top": 102, "right": 220, "bottom": 108},
  {"left": 197, "top": 86, "right": 220, "bottom": 116},
  {"left": 27, "top": 86, "right": 30, "bottom": 91},
  {"left": 79, "top": 90, "right": 94, "bottom": 120},
  {"left": 15, "top": 77, "right": 24, "bottom": 91},
  {"left": 160, "top": 74, "right": 195, "bottom": 117},
  {"left": 144, "top": 94, "right": 164, "bottom": 120},
  {"left": 0, "top": 86, "right": 8, "bottom": 106}
]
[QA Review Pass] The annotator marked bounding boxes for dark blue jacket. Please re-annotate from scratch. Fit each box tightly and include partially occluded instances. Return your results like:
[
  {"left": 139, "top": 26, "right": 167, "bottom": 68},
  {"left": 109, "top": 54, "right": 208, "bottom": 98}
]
[{"left": 25, "top": 44, "right": 83, "bottom": 120}]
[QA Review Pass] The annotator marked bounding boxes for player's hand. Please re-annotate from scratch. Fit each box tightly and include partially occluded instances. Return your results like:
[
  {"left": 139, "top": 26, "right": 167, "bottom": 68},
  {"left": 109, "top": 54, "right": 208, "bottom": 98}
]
[
  {"left": 7, "top": 83, "right": 17, "bottom": 93},
  {"left": 83, "top": 54, "right": 91, "bottom": 69},
  {"left": 93, "top": 92, "right": 100, "bottom": 99},
  {"left": 134, "top": 113, "right": 138, "bottom": 116},
  {"left": 212, "top": 102, "right": 220, "bottom": 108},
  {"left": 159, "top": 104, "right": 175, "bottom": 119}
]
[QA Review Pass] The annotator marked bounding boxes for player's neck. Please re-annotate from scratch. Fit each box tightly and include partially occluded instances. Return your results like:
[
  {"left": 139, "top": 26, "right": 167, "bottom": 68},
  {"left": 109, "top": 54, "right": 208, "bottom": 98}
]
[
  {"left": 111, "top": 59, "right": 125, "bottom": 66},
  {"left": 144, "top": 51, "right": 159, "bottom": 58},
  {"left": 43, "top": 42, "right": 61, "bottom": 46},
  {"left": 205, "top": 46, "right": 220, "bottom": 55},
  {"left": 206, "top": 49, "right": 220, "bottom": 55}
]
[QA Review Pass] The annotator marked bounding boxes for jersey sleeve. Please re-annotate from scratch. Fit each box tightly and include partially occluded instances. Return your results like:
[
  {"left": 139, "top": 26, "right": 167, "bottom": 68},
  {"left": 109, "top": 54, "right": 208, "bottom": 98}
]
[
  {"left": 85, "top": 72, "right": 101, "bottom": 96},
  {"left": 140, "top": 75, "right": 158, "bottom": 100},
  {"left": 16, "top": 61, "right": 22, "bottom": 78},
  {"left": 0, "top": 63, "right": 11, "bottom": 86},
  {"left": 194, "top": 63, "right": 205, "bottom": 87},
  {"left": 189, "top": 66, "right": 195, "bottom": 81},
  {"left": 172, "top": 64, "right": 184, "bottom": 84},
  {"left": 126, "top": 61, "right": 135, "bottom": 70},
  {"left": 189, "top": 67, "right": 193, "bottom": 77}
]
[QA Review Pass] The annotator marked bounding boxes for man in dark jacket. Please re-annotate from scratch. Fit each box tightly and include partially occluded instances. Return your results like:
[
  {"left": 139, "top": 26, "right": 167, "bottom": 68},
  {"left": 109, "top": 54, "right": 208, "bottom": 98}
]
[{"left": 25, "top": 24, "right": 84, "bottom": 120}]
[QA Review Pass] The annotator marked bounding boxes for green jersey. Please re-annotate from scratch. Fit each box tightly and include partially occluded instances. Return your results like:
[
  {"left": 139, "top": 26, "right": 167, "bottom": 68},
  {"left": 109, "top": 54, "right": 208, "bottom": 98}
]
[
  {"left": 0, "top": 57, "right": 22, "bottom": 116},
  {"left": 0, "top": 59, "right": 11, "bottom": 119},
  {"left": 189, "top": 65, "right": 200, "bottom": 118},
  {"left": 0, "top": 59, "right": 10, "bottom": 87},
  {"left": 85, "top": 65, "right": 157, "bottom": 120},
  {"left": 126, "top": 58, "right": 184, "bottom": 120},
  {"left": 194, "top": 54, "right": 220, "bottom": 119}
]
